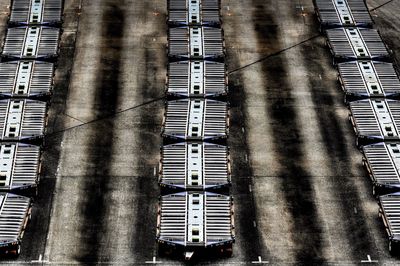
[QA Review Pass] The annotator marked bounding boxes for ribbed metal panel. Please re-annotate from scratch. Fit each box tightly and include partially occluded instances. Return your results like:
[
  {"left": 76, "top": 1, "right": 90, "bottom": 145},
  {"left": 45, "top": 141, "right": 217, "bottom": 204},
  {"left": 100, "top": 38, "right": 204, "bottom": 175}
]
[
  {"left": 0, "top": 61, "right": 54, "bottom": 99},
  {"left": 162, "top": 99, "right": 228, "bottom": 141},
  {"left": 2, "top": 26, "right": 60, "bottom": 61},
  {"left": 168, "top": 0, "right": 221, "bottom": 27},
  {"left": 167, "top": 60, "right": 227, "bottom": 98},
  {"left": 338, "top": 61, "right": 400, "bottom": 101},
  {"left": 9, "top": 0, "right": 63, "bottom": 26},
  {"left": 157, "top": 191, "right": 234, "bottom": 247},
  {"left": 0, "top": 193, "right": 31, "bottom": 248},
  {"left": 349, "top": 99, "right": 400, "bottom": 145},
  {"left": 326, "top": 28, "right": 389, "bottom": 62},
  {"left": 363, "top": 143, "right": 400, "bottom": 192},
  {"left": 160, "top": 142, "right": 230, "bottom": 190},
  {"left": 168, "top": 26, "right": 224, "bottom": 61},
  {"left": 379, "top": 194, "right": 400, "bottom": 242},
  {"left": 0, "top": 99, "right": 47, "bottom": 142},
  {"left": 315, "top": 0, "right": 372, "bottom": 28},
  {"left": 0, "top": 143, "right": 40, "bottom": 192}
]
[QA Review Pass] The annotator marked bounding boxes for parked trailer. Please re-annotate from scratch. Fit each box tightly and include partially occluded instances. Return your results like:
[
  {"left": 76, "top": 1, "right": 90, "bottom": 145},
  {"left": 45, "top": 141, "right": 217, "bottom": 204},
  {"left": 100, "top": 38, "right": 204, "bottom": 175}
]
[
  {"left": 0, "top": 61, "right": 54, "bottom": 99},
  {"left": 0, "top": 99, "right": 47, "bottom": 143},
  {"left": 168, "top": 26, "right": 224, "bottom": 62},
  {"left": 168, "top": 0, "right": 221, "bottom": 27},
  {"left": 162, "top": 99, "right": 229, "bottom": 142},
  {"left": 379, "top": 193, "right": 400, "bottom": 254},
  {"left": 160, "top": 142, "right": 230, "bottom": 191},
  {"left": 0, "top": 193, "right": 32, "bottom": 257},
  {"left": 156, "top": 191, "right": 235, "bottom": 260},
  {"left": 0, "top": 143, "right": 41, "bottom": 193},
  {"left": 314, "top": 0, "right": 373, "bottom": 29},
  {"left": 363, "top": 142, "right": 400, "bottom": 195},
  {"left": 349, "top": 99, "right": 400, "bottom": 147},
  {"left": 167, "top": 60, "right": 227, "bottom": 98},
  {"left": 338, "top": 61, "right": 400, "bottom": 102},
  {"left": 1, "top": 26, "right": 60, "bottom": 61},
  {"left": 326, "top": 28, "right": 390, "bottom": 63},
  {"left": 9, "top": 0, "right": 63, "bottom": 27}
]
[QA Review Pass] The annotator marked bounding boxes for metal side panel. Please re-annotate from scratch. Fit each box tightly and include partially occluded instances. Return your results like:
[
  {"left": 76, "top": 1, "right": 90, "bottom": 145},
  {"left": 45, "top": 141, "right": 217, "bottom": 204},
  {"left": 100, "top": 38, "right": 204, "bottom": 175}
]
[
  {"left": 167, "top": 60, "right": 227, "bottom": 97},
  {"left": 326, "top": 28, "right": 389, "bottom": 62},
  {"left": 315, "top": 0, "right": 372, "bottom": 28},
  {"left": 168, "top": 0, "right": 221, "bottom": 26},
  {"left": 379, "top": 194, "right": 400, "bottom": 241},
  {"left": 168, "top": 26, "right": 224, "bottom": 61},
  {"left": 2, "top": 26, "right": 60, "bottom": 61},
  {"left": 160, "top": 142, "right": 230, "bottom": 190},
  {"left": 0, "top": 193, "right": 31, "bottom": 247},
  {"left": 338, "top": 61, "right": 400, "bottom": 100},
  {"left": 0, "top": 99, "right": 47, "bottom": 142},
  {"left": 363, "top": 143, "right": 400, "bottom": 188},
  {"left": 0, "top": 61, "right": 54, "bottom": 99},
  {"left": 9, "top": 0, "right": 63, "bottom": 26},
  {"left": 157, "top": 191, "right": 234, "bottom": 247},
  {"left": 163, "top": 99, "right": 228, "bottom": 141}
]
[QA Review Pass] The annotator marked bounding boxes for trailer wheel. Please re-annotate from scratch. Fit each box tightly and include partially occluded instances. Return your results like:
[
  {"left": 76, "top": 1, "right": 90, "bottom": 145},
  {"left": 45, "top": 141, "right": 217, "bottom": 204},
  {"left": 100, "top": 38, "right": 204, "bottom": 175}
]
[
  {"left": 223, "top": 247, "right": 233, "bottom": 257},
  {"left": 9, "top": 244, "right": 21, "bottom": 258}
]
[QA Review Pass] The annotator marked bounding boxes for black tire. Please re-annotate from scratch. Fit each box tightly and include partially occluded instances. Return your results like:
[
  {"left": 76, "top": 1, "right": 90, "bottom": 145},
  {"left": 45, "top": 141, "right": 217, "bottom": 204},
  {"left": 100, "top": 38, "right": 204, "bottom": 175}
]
[{"left": 9, "top": 244, "right": 21, "bottom": 258}]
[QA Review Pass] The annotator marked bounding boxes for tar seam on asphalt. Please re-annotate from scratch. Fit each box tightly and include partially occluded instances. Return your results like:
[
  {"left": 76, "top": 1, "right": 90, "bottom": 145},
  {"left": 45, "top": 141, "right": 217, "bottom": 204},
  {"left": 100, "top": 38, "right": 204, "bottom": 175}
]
[
  {"left": 227, "top": 34, "right": 320, "bottom": 75},
  {"left": 369, "top": 0, "right": 397, "bottom": 12}
]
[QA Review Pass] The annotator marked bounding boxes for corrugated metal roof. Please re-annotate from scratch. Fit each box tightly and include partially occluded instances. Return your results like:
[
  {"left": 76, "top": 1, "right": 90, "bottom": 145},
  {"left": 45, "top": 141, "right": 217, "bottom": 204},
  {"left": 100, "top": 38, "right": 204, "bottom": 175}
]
[
  {"left": 349, "top": 99, "right": 400, "bottom": 145},
  {"left": 315, "top": 0, "right": 373, "bottom": 28},
  {"left": 9, "top": 0, "right": 63, "bottom": 26},
  {"left": 0, "top": 61, "right": 54, "bottom": 99},
  {"left": 160, "top": 142, "right": 230, "bottom": 190},
  {"left": 0, "top": 193, "right": 31, "bottom": 247},
  {"left": 168, "top": 26, "right": 224, "bottom": 61},
  {"left": 0, "top": 143, "right": 41, "bottom": 192},
  {"left": 0, "top": 99, "right": 47, "bottom": 142},
  {"left": 338, "top": 61, "right": 400, "bottom": 101},
  {"left": 162, "top": 99, "right": 229, "bottom": 141},
  {"left": 326, "top": 28, "right": 389, "bottom": 62},
  {"left": 157, "top": 191, "right": 234, "bottom": 247},
  {"left": 2, "top": 26, "right": 60, "bottom": 61},
  {"left": 167, "top": 60, "right": 227, "bottom": 98},
  {"left": 168, "top": 0, "right": 221, "bottom": 27}
]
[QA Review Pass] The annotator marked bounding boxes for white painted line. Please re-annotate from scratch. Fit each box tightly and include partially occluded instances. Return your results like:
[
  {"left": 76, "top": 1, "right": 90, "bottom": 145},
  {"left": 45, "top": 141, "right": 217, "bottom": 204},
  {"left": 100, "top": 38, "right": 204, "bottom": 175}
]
[
  {"left": 251, "top": 256, "right": 269, "bottom": 264},
  {"left": 145, "top": 256, "right": 163, "bottom": 264},
  {"left": 354, "top": 207, "right": 358, "bottom": 214},
  {"left": 319, "top": 74, "right": 322, "bottom": 80},
  {"left": 242, "top": 127, "right": 245, "bottom": 133},
  {"left": 245, "top": 154, "right": 248, "bottom": 162},
  {"left": 253, "top": 220, "right": 257, "bottom": 227},
  {"left": 227, "top": 6, "right": 230, "bottom": 11},
  {"left": 249, "top": 184, "right": 252, "bottom": 192},
  {"left": 31, "top": 254, "right": 46, "bottom": 263},
  {"left": 153, "top": 166, "right": 157, "bottom": 177},
  {"left": 361, "top": 255, "right": 378, "bottom": 263}
]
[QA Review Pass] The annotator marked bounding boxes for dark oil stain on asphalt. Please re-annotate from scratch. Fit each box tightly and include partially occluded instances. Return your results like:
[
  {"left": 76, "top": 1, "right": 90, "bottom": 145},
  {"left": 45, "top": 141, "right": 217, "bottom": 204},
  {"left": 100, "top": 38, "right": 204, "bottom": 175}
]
[
  {"left": 132, "top": 46, "right": 164, "bottom": 261},
  {"left": 302, "top": 31, "right": 379, "bottom": 260},
  {"left": 252, "top": 2, "right": 327, "bottom": 263},
  {"left": 77, "top": 1, "right": 125, "bottom": 263}
]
